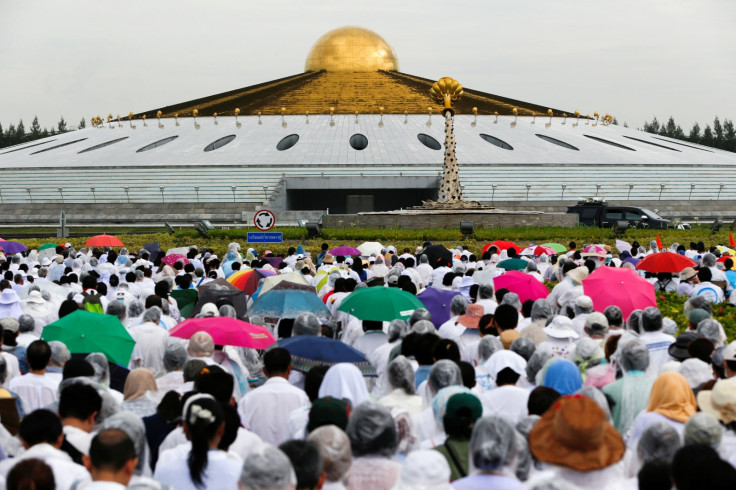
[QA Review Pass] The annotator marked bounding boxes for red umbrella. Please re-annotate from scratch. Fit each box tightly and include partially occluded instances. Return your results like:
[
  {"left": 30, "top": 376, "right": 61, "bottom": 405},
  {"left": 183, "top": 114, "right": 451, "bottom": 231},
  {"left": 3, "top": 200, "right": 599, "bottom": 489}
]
[
  {"left": 534, "top": 245, "right": 557, "bottom": 256},
  {"left": 227, "top": 268, "right": 276, "bottom": 295},
  {"left": 493, "top": 271, "right": 550, "bottom": 303},
  {"left": 583, "top": 267, "right": 656, "bottom": 319},
  {"left": 482, "top": 241, "right": 521, "bottom": 255},
  {"left": 169, "top": 317, "right": 276, "bottom": 349},
  {"left": 161, "top": 254, "right": 190, "bottom": 267},
  {"left": 85, "top": 234, "right": 124, "bottom": 247},
  {"left": 636, "top": 252, "right": 696, "bottom": 273}
]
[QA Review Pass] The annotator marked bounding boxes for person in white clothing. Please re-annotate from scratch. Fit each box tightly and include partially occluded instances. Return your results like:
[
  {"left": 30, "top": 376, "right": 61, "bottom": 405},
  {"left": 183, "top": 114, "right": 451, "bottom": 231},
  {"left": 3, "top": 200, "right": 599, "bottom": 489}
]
[
  {"left": 59, "top": 383, "right": 102, "bottom": 457},
  {"left": 238, "top": 348, "right": 310, "bottom": 445},
  {"left": 127, "top": 307, "right": 169, "bottom": 376},
  {"left": 9, "top": 339, "right": 60, "bottom": 413},
  {"left": 80, "top": 429, "right": 139, "bottom": 490},
  {"left": 156, "top": 342, "right": 188, "bottom": 393},
  {"left": 480, "top": 350, "right": 530, "bottom": 425},
  {"left": 474, "top": 283, "right": 498, "bottom": 315},
  {"left": 690, "top": 268, "right": 725, "bottom": 304},
  {"left": 239, "top": 443, "right": 297, "bottom": 490},
  {"left": 639, "top": 307, "right": 676, "bottom": 378}
]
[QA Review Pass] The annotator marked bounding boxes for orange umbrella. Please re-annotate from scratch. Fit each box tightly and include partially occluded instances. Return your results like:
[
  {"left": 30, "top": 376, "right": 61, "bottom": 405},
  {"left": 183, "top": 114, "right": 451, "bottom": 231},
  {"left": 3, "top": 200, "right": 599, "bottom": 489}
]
[{"left": 85, "top": 234, "right": 124, "bottom": 247}]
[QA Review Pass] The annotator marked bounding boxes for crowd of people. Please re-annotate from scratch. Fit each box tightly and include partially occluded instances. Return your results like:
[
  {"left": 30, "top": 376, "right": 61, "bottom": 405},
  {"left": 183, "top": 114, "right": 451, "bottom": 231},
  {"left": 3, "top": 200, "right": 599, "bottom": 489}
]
[{"left": 0, "top": 238, "right": 735, "bottom": 489}]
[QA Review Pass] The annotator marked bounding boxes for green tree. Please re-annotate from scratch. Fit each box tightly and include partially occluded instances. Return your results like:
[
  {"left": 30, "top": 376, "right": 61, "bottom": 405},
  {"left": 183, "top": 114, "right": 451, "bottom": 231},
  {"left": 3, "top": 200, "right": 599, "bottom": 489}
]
[
  {"left": 713, "top": 116, "right": 724, "bottom": 149},
  {"left": 78, "top": 117, "right": 86, "bottom": 129},
  {"left": 688, "top": 123, "right": 701, "bottom": 143},
  {"left": 664, "top": 117, "right": 678, "bottom": 138},
  {"left": 723, "top": 119, "right": 736, "bottom": 152},
  {"left": 5, "top": 124, "right": 16, "bottom": 146},
  {"left": 0, "top": 122, "right": 4, "bottom": 147},
  {"left": 702, "top": 124, "right": 714, "bottom": 147},
  {"left": 57, "top": 116, "right": 67, "bottom": 133},
  {"left": 16, "top": 119, "right": 25, "bottom": 142},
  {"left": 643, "top": 116, "right": 660, "bottom": 134}
]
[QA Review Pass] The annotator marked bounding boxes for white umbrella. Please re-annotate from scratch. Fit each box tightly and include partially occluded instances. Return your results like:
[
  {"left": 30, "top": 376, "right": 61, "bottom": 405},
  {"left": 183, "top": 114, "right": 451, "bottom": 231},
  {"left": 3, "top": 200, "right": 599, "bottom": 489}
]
[
  {"left": 357, "top": 241, "right": 384, "bottom": 257},
  {"left": 166, "top": 247, "right": 191, "bottom": 256},
  {"left": 615, "top": 240, "right": 632, "bottom": 254}
]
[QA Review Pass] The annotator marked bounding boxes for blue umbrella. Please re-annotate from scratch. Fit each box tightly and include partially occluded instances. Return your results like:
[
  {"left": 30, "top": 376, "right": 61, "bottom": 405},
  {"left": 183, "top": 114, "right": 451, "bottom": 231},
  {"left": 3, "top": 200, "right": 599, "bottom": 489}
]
[
  {"left": 275, "top": 336, "right": 376, "bottom": 376},
  {"left": 248, "top": 289, "right": 330, "bottom": 319},
  {"left": 416, "top": 287, "right": 463, "bottom": 329}
]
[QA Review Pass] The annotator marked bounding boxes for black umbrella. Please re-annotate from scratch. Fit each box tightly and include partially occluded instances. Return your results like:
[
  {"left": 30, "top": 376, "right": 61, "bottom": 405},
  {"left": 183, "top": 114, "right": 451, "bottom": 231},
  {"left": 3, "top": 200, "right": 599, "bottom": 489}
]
[
  {"left": 191, "top": 284, "right": 247, "bottom": 319},
  {"left": 422, "top": 244, "right": 453, "bottom": 269},
  {"left": 143, "top": 241, "right": 162, "bottom": 258},
  {"left": 70, "top": 353, "right": 130, "bottom": 393}
]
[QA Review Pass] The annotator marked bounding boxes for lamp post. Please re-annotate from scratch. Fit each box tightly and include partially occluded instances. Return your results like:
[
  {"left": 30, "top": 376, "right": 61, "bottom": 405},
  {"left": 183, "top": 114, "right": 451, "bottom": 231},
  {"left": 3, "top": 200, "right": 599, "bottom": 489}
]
[
  {"left": 659, "top": 183, "right": 666, "bottom": 200},
  {"left": 159, "top": 186, "right": 165, "bottom": 203},
  {"left": 718, "top": 184, "right": 725, "bottom": 200},
  {"left": 58, "top": 187, "right": 64, "bottom": 203},
  {"left": 561, "top": 184, "right": 567, "bottom": 201},
  {"left": 26, "top": 187, "right": 32, "bottom": 203},
  {"left": 689, "top": 183, "right": 695, "bottom": 200},
  {"left": 90, "top": 186, "right": 96, "bottom": 203},
  {"left": 595, "top": 184, "right": 602, "bottom": 197},
  {"left": 491, "top": 184, "right": 497, "bottom": 205},
  {"left": 231, "top": 186, "right": 237, "bottom": 203},
  {"left": 526, "top": 184, "right": 532, "bottom": 201},
  {"left": 194, "top": 186, "right": 200, "bottom": 202},
  {"left": 262, "top": 186, "right": 268, "bottom": 202},
  {"left": 124, "top": 186, "right": 130, "bottom": 203},
  {"left": 628, "top": 183, "right": 634, "bottom": 200}
]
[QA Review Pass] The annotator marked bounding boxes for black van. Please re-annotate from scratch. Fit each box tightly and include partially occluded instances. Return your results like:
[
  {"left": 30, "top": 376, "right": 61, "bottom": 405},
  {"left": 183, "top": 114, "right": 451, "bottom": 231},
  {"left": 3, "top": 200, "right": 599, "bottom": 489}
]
[{"left": 566, "top": 198, "right": 670, "bottom": 229}]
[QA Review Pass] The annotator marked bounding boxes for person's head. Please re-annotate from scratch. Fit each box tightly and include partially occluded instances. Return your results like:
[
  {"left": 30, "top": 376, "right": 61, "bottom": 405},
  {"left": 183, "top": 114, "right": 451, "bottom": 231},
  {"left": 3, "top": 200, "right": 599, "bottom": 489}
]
[
  {"left": 278, "top": 440, "right": 325, "bottom": 490},
  {"left": 19, "top": 409, "right": 63, "bottom": 449},
  {"left": 510, "top": 337, "right": 536, "bottom": 362},
  {"left": 84, "top": 429, "right": 138, "bottom": 485},
  {"left": 264, "top": 348, "right": 292, "bottom": 378},
  {"left": 307, "top": 425, "right": 352, "bottom": 484},
  {"left": 501, "top": 292, "right": 522, "bottom": 311},
  {"left": 293, "top": 312, "right": 321, "bottom": 337},
  {"left": 123, "top": 368, "right": 157, "bottom": 402},
  {"left": 195, "top": 366, "right": 235, "bottom": 404},
  {"left": 304, "top": 365, "right": 330, "bottom": 403},
  {"left": 408, "top": 308, "right": 432, "bottom": 326},
  {"left": 619, "top": 339, "right": 650, "bottom": 372},
  {"left": 449, "top": 295, "right": 468, "bottom": 316},
  {"left": 428, "top": 359, "right": 462, "bottom": 396},
  {"left": 469, "top": 416, "right": 517, "bottom": 473},
  {"left": 637, "top": 421, "right": 681, "bottom": 465},
  {"left": 698, "top": 267, "right": 712, "bottom": 283},
  {"left": 17, "top": 314, "right": 35, "bottom": 335},
  {"left": 187, "top": 331, "right": 215, "bottom": 358},
  {"left": 697, "top": 319, "right": 722, "bottom": 347},
  {"left": 48, "top": 340, "right": 70, "bottom": 368},
  {"left": 99, "top": 412, "right": 149, "bottom": 476},
  {"left": 346, "top": 401, "right": 397, "bottom": 458},
  {"left": 442, "top": 392, "right": 483, "bottom": 439},
  {"left": 184, "top": 396, "right": 225, "bottom": 487},
  {"left": 163, "top": 341, "right": 188, "bottom": 373},
  {"left": 239, "top": 443, "right": 296, "bottom": 490},
  {"left": 478, "top": 335, "right": 503, "bottom": 363},
  {"left": 641, "top": 307, "right": 663, "bottom": 333},
  {"left": 59, "top": 383, "right": 102, "bottom": 430},
  {"left": 493, "top": 304, "right": 518, "bottom": 331},
  {"left": 603, "top": 305, "right": 624, "bottom": 328},
  {"left": 671, "top": 444, "right": 736, "bottom": 490},
  {"left": 526, "top": 350, "right": 551, "bottom": 385},
  {"left": 530, "top": 298, "right": 552, "bottom": 322},
  {"left": 433, "top": 338, "right": 461, "bottom": 362},
  {"left": 105, "top": 300, "right": 126, "bottom": 321},
  {"left": 477, "top": 283, "right": 494, "bottom": 300},
  {"left": 386, "top": 355, "right": 415, "bottom": 395},
  {"left": 27, "top": 339, "right": 51, "bottom": 372},
  {"left": 684, "top": 412, "right": 723, "bottom": 448},
  {"left": 527, "top": 386, "right": 561, "bottom": 416},
  {"left": 6, "top": 459, "right": 55, "bottom": 490}
]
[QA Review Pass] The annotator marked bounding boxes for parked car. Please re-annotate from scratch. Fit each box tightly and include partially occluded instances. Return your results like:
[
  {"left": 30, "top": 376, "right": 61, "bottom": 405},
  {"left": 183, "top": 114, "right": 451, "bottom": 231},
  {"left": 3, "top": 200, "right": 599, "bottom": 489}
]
[{"left": 566, "top": 198, "right": 670, "bottom": 229}]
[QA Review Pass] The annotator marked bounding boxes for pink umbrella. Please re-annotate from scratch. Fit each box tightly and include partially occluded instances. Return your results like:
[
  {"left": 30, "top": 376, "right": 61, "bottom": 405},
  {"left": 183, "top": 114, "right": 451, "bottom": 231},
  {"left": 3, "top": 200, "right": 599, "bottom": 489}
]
[
  {"left": 533, "top": 245, "right": 557, "bottom": 256},
  {"left": 581, "top": 245, "right": 607, "bottom": 257},
  {"left": 161, "top": 254, "right": 190, "bottom": 267},
  {"left": 493, "top": 271, "right": 550, "bottom": 303},
  {"left": 582, "top": 267, "right": 656, "bottom": 319},
  {"left": 329, "top": 246, "right": 362, "bottom": 256},
  {"left": 169, "top": 317, "right": 276, "bottom": 349}
]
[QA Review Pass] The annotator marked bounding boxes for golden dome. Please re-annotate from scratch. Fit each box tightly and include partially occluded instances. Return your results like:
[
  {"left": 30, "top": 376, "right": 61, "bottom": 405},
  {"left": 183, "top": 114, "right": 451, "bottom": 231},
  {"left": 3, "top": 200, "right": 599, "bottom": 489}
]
[{"left": 305, "top": 26, "right": 399, "bottom": 72}]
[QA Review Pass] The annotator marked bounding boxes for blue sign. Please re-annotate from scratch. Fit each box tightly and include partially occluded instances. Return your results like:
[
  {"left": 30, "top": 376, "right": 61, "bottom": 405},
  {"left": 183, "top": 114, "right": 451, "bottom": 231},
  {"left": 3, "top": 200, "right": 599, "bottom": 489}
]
[{"left": 247, "top": 232, "right": 283, "bottom": 243}]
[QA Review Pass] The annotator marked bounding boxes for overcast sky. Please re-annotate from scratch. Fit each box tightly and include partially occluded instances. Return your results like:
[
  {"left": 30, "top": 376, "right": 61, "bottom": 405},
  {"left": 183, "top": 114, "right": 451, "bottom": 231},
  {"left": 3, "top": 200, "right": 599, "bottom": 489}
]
[{"left": 1, "top": 0, "right": 734, "bottom": 132}]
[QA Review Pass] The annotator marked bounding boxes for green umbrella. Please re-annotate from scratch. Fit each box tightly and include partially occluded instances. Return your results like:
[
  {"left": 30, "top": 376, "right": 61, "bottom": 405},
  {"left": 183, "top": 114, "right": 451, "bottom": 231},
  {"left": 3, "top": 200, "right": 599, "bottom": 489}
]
[
  {"left": 41, "top": 310, "right": 135, "bottom": 365},
  {"left": 541, "top": 243, "right": 568, "bottom": 253},
  {"left": 497, "top": 258, "right": 529, "bottom": 271},
  {"left": 38, "top": 242, "right": 58, "bottom": 251},
  {"left": 171, "top": 289, "right": 199, "bottom": 319},
  {"left": 338, "top": 287, "right": 425, "bottom": 321}
]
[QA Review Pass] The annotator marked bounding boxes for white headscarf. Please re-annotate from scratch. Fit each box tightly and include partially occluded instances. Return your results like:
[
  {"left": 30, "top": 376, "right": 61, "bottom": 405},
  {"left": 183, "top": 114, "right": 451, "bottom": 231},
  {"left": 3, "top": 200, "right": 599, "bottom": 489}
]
[{"left": 317, "top": 363, "right": 370, "bottom": 408}]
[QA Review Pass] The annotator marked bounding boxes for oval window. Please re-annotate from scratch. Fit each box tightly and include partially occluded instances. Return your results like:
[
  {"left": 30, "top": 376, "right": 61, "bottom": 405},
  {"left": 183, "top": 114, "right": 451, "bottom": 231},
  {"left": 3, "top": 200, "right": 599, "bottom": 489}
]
[
  {"left": 78, "top": 137, "right": 129, "bottom": 154},
  {"left": 136, "top": 135, "right": 179, "bottom": 153},
  {"left": 535, "top": 134, "right": 579, "bottom": 151},
  {"left": 349, "top": 133, "right": 368, "bottom": 151},
  {"left": 479, "top": 133, "right": 513, "bottom": 150},
  {"left": 622, "top": 136, "right": 681, "bottom": 152},
  {"left": 417, "top": 133, "right": 441, "bottom": 150},
  {"left": 30, "top": 138, "right": 88, "bottom": 155},
  {"left": 583, "top": 135, "right": 635, "bottom": 151},
  {"left": 0, "top": 139, "right": 57, "bottom": 155},
  {"left": 204, "top": 135, "right": 236, "bottom": 152},
  {"left": 277, "top": 134, "right": 300, "bottom": 151}
]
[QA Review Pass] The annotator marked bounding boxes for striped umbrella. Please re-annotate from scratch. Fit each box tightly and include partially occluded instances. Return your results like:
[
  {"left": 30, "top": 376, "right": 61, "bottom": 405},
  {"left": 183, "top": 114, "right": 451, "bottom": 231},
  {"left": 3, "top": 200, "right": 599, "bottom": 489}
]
[{"left": 227, "top": 268, "right": 276, "bottom": 295}]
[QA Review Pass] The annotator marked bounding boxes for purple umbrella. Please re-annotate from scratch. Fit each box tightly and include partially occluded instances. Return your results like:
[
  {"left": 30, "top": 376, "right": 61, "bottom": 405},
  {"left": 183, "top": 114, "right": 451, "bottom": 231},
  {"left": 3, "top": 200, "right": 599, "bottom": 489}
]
[
  {"left": 416, "top": 287, "right": 463, "bottom": 329},
  {"left": 262, "top": 256, "right": 284, "bottom": 269},
  {"left": 0, "top": 241, "right": 27, "bottom": 254},
  {"left": 329, "top": 246, "right": 362, "bottom": 256}
]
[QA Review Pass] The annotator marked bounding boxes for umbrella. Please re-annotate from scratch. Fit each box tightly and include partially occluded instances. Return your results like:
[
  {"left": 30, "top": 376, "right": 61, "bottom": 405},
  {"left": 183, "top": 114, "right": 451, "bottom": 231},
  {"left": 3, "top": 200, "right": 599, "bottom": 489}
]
[
  {"left": 269, "top": 280, "right": 316, "bottom": 294},
  {"left": 171, "top": 288, "right": 199, "bottom": 319},
  {"left": 0, "top": 241, "right": 27, "bottom": 254},
  {"left": 581, "top": 245, "right": 607, "bottom": 258},
  {"left": 262, "top": 256, "right": 284, "bottom": 269},
  {"left": 338, "top": 287, "right": 424, "bottom": 321},
  {"left": 541, "top": 243, "right": 568, "bottom": 253},
  {"left": 615, "top": 240, "right": 632, "bottom": 254},
  {"left": 518, "top": 245, "right": 536, "bottom": 256},
  {"left": 260, "top": 271, "right": 311, "bottom": 296},
  {"left": 170, "top": 317, "right": 275, "bottom": 349},
  {"left": 357, "top": 242, "right": 385, "bottom": 256},
  {"left": 635, "top": 252, "right": 697, "bottom": 273},
  {"left": 41, "top": 310, "right": 135, "bottom": 365},
  {"left": 534, "top": 245, "right": 556, "bottom": 256},
  {"left": 249, "top": 289, "right": 330, "bottom": 318},
  {"left": 20, "top": 281, "right": 68, "bottom": 306},
  {"left": 161, "top": 254, "right": 190, "bottom": 267},
  {"left": 38, "top": 242, "right": 58, "bottom": 251},
  {"left": 166, "top": 247, "right": 191, "bottom": 256},
  {"left": 191, "top": 284, "right": 248, "bottom": 319},
  {"left": 198, "top": 278, "right": 239, "bottom": 293},
  {"left": 416, "top": 288, "right": 462, "bottom": 329},
  {"left": 583, "top": 267, "right": 656, "bottom": 319},
  {"left": 143, "top": 241, "right": 162, "bottom": 258},
  {"left": 84, "top": 234, "right": 124, "bottom": 247},
  {"left": 227, "top": 268, "right": 277, "bottom": 295},
  {"left": 314, "top": 267, "right": 339, "bottom": 292},
  {"left": 493, "top": 271, "right": 549, "bottom": 303},
  {"left": 482, "top": 241, "right": 520, "bottom": 255},
  {"left": 421, "top": 245, "right": 453, "bottom": 269},
  {"left": 70, "top": 353, "right": 129, "bottom": 392},
  {"left": 275, "top": 336, "right": 376, "bottom": 376},
  {"left": 497, "top": 258, "right": 529, "bottom": 271},
  {"left": 329, "top": 246, "right": 362, "bottom": 257}
]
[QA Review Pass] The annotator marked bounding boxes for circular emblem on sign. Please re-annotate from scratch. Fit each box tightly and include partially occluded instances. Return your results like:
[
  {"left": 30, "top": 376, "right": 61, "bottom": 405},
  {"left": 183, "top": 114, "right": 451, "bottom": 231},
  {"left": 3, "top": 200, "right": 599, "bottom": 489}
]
[{"left": 254, "top": 210, "right": 276, "bottom": 231}]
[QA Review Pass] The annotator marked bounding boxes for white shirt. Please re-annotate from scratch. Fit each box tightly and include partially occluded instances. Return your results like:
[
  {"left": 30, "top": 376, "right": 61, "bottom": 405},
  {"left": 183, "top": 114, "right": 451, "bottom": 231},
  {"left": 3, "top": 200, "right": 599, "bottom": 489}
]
[
  {"left": 479, "top": 385, "right": 530, "bottom": 425},
  {"left": 690, "top": 281, "right": 725, "bottom": 303},
  {"left": 0, "top": 443, "right": 90, "bottom": 490},
  {"left": 475, "top": 298, "right": 498, "bottom": 315},
  {"left": 154, "top": 449, "right": 241, "bottom": 490},
  {"left": 1, "top": 352, "right": 20, "bottom": 384},
  {"left": 9, "top": 372, "right": 60, "bottom": 413},
  {"left": 63, "top": 424, "right": 93, "bottom": 455},
  {"left": 157, "top": 426, "right": 262, "bottom": 465},
  {"left": 156, "top": 371, "right": 185, "bottom": 393},
  {"left": 237, "top": 376, "right": 310, "bottom": 445},
  {"left": 639, "top": 330, "right": 676, "bottom": 378},
  {"left": 352, "top": 330, "right": 388, "bottom": 356},
  {"left": 128, "top": 321, "right": 169, "bottom": 375}
]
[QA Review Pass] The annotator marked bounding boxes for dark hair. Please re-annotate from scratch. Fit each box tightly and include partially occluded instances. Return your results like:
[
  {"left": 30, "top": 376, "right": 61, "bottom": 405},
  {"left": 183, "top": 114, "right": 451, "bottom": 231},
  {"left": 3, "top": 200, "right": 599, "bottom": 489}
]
[
  {"left": 496, "top": 367, "right": 521, "bottom": 387},
  {"left": 27, "top": 340, "right": 51, "bottom": 371},
  {"left": 637, "top": 461, "right": 671, "bottom": 490},
  {"left": 521, "top": 299, "right": 534, "bottom": 319},
  {"left": 219, "top": 403, "right": 240, "bottom": 451},
  {"left": 186, "top": 398, "right": 224, "bottom": 488},
  {"left": 264, "top": 348, "right": 291, "bottom": 375},
  {"left": 362, "top": 320, "right": 383, "bottom": 332},
  {"left": 671, "top": 444, "right": 736, "bottom": 490},
  {"left": 478, "top": 314, "right": 497, "bottom": 336},
  {"left": 698, "top": 268, "right": 712, "bottom": 282},
  {"left": 58, "top": 299, "right": 80, "bottom": 318},
  {"left": 688, "top": 338, "right": 716, "bottom": 364},
  {"left": 109, "top": 274, "right": 120, "bottom": 288},
  {"left": 277, "top": 318, "right": 295, "bottom": 339},
  {"left": 19, "top": 410, "right": 62, "bottom": 446},
  {"left": 194, "top": 368, "right": 234, "bottom": 404},
  {"left": 279, "top": 440, "right": 323, "bottom": 490},
  {"left": 527, "top": 386, "right": 561, "bottom": 416},
  {"left": 414, "top": 333, "right": 439, "bottom": 366},
  {"left": 304, "top": 365, "right": 330, "bottom": 403},
  {"left": 458, "top": 361, "right": 476, "bottom": 389},
  {"left": 145, "top": 295, "right": 163, "bottom": 310},
  {"left": 82, "top": 275, "right": 97, "bottom": 290},
  {"left": 59, "top": 383, "right": 102, "bottom": 421},
  {"left": 6, "top": 458, "right": 55, "bottom": 490},
  {"left": 433, "top": 339, "right": 461, "bottom": 362},
  {"left": 154, "top": 280, "right": 170, "bottom": 298},
  {"left": 494, "top": 304, "right": 519, "bottom": 331},
  {"left": 183, "top": 359, "right": 207, "bottom": 382},
  {"left": 495, "top": 288, "right": 509, "bottom": 303},
  {"left": 62, "top": 358, "right": 96, "bottom": 380},
  {"left": 89, "top": 429, "right": 137, "bottom": 472}
]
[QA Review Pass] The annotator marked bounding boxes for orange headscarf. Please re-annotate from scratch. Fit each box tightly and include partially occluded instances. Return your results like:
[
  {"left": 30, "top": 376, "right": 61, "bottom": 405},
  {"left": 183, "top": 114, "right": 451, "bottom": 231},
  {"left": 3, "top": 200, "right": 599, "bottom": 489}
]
[{"left": 647, "top": 371, "right": 697, "bottom": 422}]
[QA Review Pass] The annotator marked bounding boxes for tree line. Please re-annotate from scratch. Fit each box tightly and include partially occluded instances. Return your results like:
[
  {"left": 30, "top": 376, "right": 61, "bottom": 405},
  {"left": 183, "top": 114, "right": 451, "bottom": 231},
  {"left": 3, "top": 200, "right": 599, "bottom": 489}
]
[
  {"left": 640, "top": 115, "right": 736, "bottom": 152},
  {"left": 0, "top": 116, "right": 86, "bottom": 149}
]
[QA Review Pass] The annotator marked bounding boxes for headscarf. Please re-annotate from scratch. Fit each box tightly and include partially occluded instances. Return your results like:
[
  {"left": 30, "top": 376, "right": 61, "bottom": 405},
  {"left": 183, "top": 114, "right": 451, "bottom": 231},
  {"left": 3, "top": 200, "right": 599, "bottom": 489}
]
[
  {"left": 542, "top": 359, "right": 583, "bottom": 395},
  {"left": 123, "top": 368, "right": 158, "bottom": 401},
  {"left": 317, "top": 363, "right": 370, "bottom": 408},
  {"left": 431, "top": 385, "right": 472, "bottom": 429},
  {"left": 647, "top": 372, "right": 697, "bottom": 423},
  {"left": 371, "top": 255, "right": 390, "bottom": 278}
]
